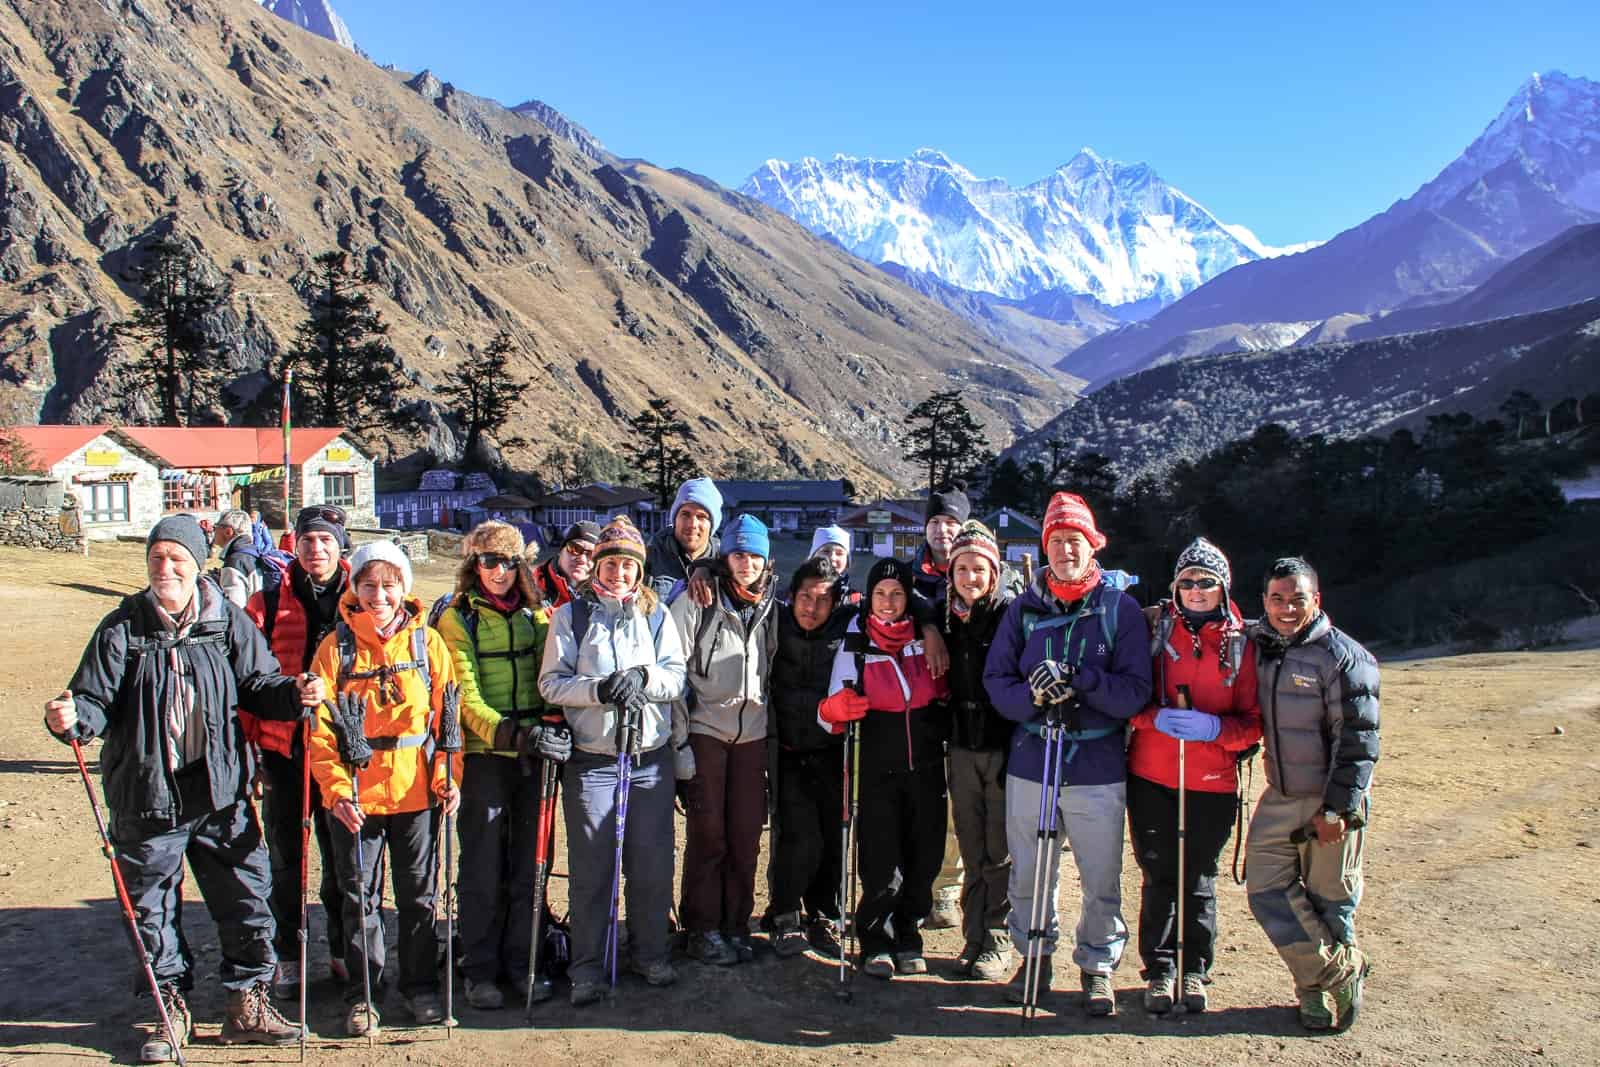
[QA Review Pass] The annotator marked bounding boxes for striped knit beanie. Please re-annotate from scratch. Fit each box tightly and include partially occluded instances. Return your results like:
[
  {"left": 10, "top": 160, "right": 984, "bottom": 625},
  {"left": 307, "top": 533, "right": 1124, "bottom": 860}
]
[
  {"left": 1042, "top": 491, "right": 1106, "bottom": 551},
  {"left": 948, "top": 520, "right": 1001, "bottom": 574},
  {"left": 1173, "top": 536, "right": 1231, "bottom": 592},
  {"left": 592, "top": 515, "right": 647, "bottom": 567}
]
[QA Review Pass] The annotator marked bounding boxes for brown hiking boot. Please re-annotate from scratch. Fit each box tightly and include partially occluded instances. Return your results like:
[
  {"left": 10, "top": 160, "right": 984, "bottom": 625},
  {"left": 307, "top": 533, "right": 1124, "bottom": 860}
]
[
  {"left": 220, "top": 981, "right": 302, "bottom": 1046},
  {"left": 138, "top": 985, "right": 191, "bottom": 1064}
]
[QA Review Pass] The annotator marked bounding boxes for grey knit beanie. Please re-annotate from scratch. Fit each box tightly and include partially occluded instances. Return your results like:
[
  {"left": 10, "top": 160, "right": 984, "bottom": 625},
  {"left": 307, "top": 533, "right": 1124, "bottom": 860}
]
[{"left": 146, "top": 514, "right": 211, "bottom": 568}]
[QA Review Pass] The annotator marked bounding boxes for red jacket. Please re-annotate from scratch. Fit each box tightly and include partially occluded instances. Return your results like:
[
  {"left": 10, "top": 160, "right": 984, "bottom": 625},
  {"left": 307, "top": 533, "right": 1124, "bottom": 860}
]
[
  {"left": 1128, "top": 600, "right": 1262, "bottom": 794},
  {"left": 239, "top": 559, "right": 351, "bottom": 757},
  {"left": 531, "top": 558, "right": 574, "bottom": 609}
]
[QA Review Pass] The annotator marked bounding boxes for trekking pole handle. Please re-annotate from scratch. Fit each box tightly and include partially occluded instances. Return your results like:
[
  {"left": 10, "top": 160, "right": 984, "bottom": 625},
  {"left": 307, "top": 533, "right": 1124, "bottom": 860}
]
[{"left": 1175, "top": 685, "right": 1192, "bottom": 710}]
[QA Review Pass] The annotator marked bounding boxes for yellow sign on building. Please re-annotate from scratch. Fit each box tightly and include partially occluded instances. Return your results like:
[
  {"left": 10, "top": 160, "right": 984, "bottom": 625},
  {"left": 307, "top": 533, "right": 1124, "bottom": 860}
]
[
  {"left": 84, "top": 450, "right": 122, "bottom": 467},
  {"left": 326, "top": 447, "right": 352, "bottom": 462}
]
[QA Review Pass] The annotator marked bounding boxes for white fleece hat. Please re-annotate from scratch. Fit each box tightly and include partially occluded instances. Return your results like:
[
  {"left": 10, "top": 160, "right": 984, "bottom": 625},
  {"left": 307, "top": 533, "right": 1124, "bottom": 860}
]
[
  {"left": 348, "top": 539, "right": 413, "bottom": 594},
  {"left": 809, "top": 524, "right": 851, "bottom": 558}
]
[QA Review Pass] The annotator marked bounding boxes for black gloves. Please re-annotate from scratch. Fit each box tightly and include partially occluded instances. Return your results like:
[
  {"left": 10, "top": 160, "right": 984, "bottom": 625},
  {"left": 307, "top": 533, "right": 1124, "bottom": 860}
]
[
  {"left": 328, "top": 693, "right": 372, "bottom": 769},
  {"left": 596, "top": 667, "right": 648, "bottom": 709},
  {"left": 520, "top": 721, "right": 574, "bottom": 766}
]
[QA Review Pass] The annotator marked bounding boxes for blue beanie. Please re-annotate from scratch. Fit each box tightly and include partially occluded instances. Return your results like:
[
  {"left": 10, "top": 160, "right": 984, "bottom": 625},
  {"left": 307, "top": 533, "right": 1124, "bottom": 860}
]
[
  {"left": 721, "top": 513, "right": 770, "bottom": 559},
  {"left": 809, "top": 524, "right": 850, "bottom": 558},
  {"left": 671, "top": 477, "right": 723, "bottom": 534}
]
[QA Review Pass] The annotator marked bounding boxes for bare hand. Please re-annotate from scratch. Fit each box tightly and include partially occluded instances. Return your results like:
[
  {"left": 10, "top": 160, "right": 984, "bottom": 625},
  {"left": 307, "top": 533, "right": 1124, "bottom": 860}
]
[
  {"left": 332, "top": 797, "right": 364, "bottom": 833},
  {"left": 296, "top": 674, "right": 326, "bottom": 707},
  {"left": 687, "top": 570, "right": 716, "bottom": 608},
  {"left": 44, "top": 690, "right": 77, "bottom": 735},
  {"left": 436, "top": 782, "right": 461, "bottom": 817},
  {"left": 1312, "top": 815, "right": 1348, "bottom": 846},
  {"left": 921, "top": 625, "right": 949, "bottom": 679}
]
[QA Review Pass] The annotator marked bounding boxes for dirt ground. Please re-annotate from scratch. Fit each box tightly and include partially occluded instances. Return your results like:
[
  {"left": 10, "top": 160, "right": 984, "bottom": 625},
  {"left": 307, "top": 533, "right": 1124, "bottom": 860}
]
[{"left": 2, "top": 541, "right": 1598, "bottom": 1066}]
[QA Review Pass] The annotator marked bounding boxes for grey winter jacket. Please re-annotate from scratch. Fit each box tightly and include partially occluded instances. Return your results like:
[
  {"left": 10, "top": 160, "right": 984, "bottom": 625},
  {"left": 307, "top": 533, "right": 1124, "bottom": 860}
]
[
  {"left": 668, "top": 579, "right": 778, "bottom": 746},
  {"left": 645, "top": 526, "right": 718, "bottom": 600},
  {"left": 1249, "top": 612, "right": 1380, "bottom": 816},
  {"left": 539, "top": 588, "right": 688, "bottom": 758}
]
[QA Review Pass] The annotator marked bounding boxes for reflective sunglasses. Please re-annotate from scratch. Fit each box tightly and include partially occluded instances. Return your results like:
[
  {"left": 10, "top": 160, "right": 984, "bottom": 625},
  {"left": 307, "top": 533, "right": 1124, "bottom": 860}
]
[
  {"left": 1176, "top": 577, "right": 1221, "bottom": 591},
  {"left": 563, "top": 541, "right": 595, "bottom": 559},
  {"left": 296, "top": 504, "right": 347, "bottom": 527},
  {"left": 476, "top": 553, "right": 518, "bottom": 572}
]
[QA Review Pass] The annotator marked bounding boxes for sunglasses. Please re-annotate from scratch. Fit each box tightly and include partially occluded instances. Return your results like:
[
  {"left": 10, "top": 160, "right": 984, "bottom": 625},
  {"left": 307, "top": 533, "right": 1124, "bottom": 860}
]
[
  {"left": 563, "top": 542, "right": 594, "bottom": 559},
  {"left": 476, "top": 553, "right": 518, "bottom": 572},
  {"left": 296, "top": 504, "right": 347, "bottom": 526},
  {"left": 1176, "top": 577, "right": 1221, "bottom": 591}
]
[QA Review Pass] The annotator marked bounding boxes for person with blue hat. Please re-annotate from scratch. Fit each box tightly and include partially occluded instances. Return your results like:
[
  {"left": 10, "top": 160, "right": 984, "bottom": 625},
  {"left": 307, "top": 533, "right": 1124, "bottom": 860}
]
[
  {"left": 646, "top": 477, "right": 723, "bottom": 599},
  {"left": 668, "top": 513, "right": 778, "bottom": 966}
]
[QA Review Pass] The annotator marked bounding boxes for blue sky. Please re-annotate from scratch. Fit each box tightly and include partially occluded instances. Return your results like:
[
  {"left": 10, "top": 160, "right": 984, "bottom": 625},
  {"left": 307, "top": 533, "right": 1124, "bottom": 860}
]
[{"left": 330, "top": 1, "right": 1597, "bottom": 246}]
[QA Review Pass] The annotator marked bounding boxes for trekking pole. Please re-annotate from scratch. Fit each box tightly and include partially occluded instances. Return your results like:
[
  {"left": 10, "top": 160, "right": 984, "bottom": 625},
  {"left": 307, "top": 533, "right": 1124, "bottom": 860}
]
[
  {"left": 328, "top": 695, "right": 376, "bottom": 1047},
  {"left": 525, "top": 751, "right": 561, "bottom": 1020},
  {"left": 1022, "top": 710, "right": 1065, "bottom": 1022},
  {"left": 69, "top": 738, "right": 187, "bottom": 1067},
  {"left": 298, "top": 718, "right": 313, "bottom": 1062},
  {"left": 1174, "top": 684, "right": 1192, "bottom": 1014},
  {"left": 604, "top": 699, "right": 641, "bottom": 995},
  {"left": 438, "top": 683, "right": 465, "bottom": 1036},
  {"left": 834, "top": 721, "right": 860, "bottom": 1003}
]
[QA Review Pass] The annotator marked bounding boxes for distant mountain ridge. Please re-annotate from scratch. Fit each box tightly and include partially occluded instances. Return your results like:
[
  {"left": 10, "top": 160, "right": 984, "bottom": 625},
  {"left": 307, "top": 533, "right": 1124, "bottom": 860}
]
[
  {"left": 1058, "top": 71, "right": 1600, "bottom": 390},
  {"left": 741, "top": 148, "right": 1306, "bottom": 310},
  {"left": 259, "top": 0, "right": 355, "bottom": 52}
]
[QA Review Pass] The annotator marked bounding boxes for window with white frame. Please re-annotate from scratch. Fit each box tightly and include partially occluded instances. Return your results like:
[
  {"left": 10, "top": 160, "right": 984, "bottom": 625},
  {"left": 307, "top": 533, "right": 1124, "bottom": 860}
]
[
  {"left": 85, "top": 481, "right": 130, "bottom": 524},
  {"left": 322, "top": 473, "right": 356, "bottom": 507}
]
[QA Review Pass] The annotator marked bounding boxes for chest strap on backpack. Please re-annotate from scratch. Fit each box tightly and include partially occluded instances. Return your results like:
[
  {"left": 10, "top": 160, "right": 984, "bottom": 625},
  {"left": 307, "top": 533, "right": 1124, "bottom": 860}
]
[
  {"left": 337, "top": 622, "right": 437, "bottom": 757},
  {"left": 1019, "top": 721, "right": 1121, "bottom": 770}
]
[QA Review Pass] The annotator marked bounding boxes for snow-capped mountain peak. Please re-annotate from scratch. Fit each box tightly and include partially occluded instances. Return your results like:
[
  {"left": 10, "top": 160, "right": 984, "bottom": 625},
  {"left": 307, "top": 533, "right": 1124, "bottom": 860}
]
[
  {"left": 258, "top": 0, "right": 357, "bottom": 53},
  {"left": 742, "top": 148, "right": 1310, "bottom": 307}
]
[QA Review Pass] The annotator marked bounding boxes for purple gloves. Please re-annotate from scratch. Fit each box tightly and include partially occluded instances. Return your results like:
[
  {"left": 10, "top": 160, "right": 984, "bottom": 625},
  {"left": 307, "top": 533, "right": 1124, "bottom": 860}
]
[{"left": 1154, "top": 707, "right": 1221, "bottom": 743}]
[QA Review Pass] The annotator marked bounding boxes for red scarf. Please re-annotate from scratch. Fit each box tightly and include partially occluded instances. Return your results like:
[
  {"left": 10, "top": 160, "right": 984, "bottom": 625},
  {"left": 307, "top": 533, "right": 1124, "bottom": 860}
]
[
  {"left": 481, "top": 587, "right": 522, "bottom": 615},
  {"left": 1047, "top": 561, "right": 1102, "bottom": 605},
  {"left": 866, "top": 614, "right": 914, "bottom": 656}
]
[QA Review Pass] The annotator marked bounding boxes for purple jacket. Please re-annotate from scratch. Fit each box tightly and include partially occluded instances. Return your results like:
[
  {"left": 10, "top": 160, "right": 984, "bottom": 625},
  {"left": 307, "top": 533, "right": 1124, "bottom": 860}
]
[{"left": 982, "top": 571, "right": 1153, "bottom": 787}]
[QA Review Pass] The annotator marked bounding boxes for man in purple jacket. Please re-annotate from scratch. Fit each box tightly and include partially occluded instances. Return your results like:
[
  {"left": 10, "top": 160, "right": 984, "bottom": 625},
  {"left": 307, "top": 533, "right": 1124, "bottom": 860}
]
[{"left": 983, "top": 492, "right": 1152, "bottom": 1017}]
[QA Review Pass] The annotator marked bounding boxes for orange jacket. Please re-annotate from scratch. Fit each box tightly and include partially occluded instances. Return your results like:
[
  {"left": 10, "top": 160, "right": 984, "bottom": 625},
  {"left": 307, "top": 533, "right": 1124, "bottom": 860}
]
[{"left": 307, "top": 595, "right": 460, "bottom": 815}]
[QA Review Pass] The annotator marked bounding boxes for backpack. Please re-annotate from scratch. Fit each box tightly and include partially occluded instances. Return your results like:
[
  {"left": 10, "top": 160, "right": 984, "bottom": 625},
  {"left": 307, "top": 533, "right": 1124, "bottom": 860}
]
[
  {"left": 427, "top": 592, "right": 455, "bottom": 630},
  {"left": 568, "top": 594, "right": 667, "bottom": 657},
  {"left": 333, "top": 620, "right": 438, "bottom": 758},
  {"left": 1150, "top": 603, "right": 1248, "bottom": 688},
  {"left": 445, "top": 596, "right": 544, "bottom": 719},
  {"left": 1018, "top": 569, "right": 1138, "bottom": 667}
]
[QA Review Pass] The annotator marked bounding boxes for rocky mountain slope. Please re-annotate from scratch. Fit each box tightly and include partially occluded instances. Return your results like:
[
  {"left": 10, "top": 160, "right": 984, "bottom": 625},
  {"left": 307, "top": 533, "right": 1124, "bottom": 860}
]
[
  {"left": 742, "top": 148, "right": 1301, "bottom": 309},
  {"left": 1058, "top": 71, "right": 1600, "bottom": 391},
  {"left": 1009, "top": 296, "right": 1600, "bottom": 481},
  {"left": 0, "top": 0, "right": 1069, "bottom": 486}
]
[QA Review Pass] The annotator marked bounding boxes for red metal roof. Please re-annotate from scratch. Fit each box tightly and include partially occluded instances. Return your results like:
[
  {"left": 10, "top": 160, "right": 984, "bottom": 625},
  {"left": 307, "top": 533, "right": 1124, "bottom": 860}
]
[
  {"left": 114, "top": 427, "right": 349, "bottom": 468},
  {"left": 8, "top": 425, "right": 113, "bottom": 468}
]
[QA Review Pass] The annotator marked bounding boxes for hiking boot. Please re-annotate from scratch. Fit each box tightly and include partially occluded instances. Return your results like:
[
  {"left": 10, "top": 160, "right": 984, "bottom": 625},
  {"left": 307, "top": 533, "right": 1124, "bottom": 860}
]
[
  {"left": 1144, "top": 971, "right": 1175, "bottom": 1014},
  {"left": 220, "top": 982, "right": 301, "bottom": 1046},
  {"left": 402, "top": 991, "right": 445, "bottom": 1024},
  {"left": 972, "top": 932, "right": 1013, "bottom": 983},
  {"left": 271, "top": 959, "right": 300, "bottom": 1000},
  {"left": 773, "top": 913, "right": 809, "bottom": 959},
  {"left": 861, "top": 952, "right": 895, "bottom": 979},
  {"left": 1298, "top": 990, "right": 1334, "bottom": 1030},
  {"left": 630, "top": 956, "right": 677, "bottom": 987},
  {"left": 925, "top": 885, "right": 961, "bottom": 930},
  {"left": 1081, "top": 971, "right": 1116, "bottom": 1017},
  {"left": 1182, "top": 972, "right": 1208, "bottom": 1013},
  {"left": 1330, "top": 958, "right": 1371, "bottom": 1030},
  {"left": 1005, "top": 954, "right": 1052, "bottom": 1003},
  {"left": 954, "top": 941, "right": 981, "bottom": 977},
  {"left": 728, "top": 932, "right": 756, "bottom": 963},
  {"left": 344, "top": 1000, "right": 380, "bottom": 1037},
  {"left": 894, "top": 950, "right": 928, "bottom": 975},
  {"left": 685, "top": 930, "right": 738, "bottom": 966},
  {"left": 808, "top": 917, "right": 843, "bottom": 959},
  {"left": 139, "top": 985, "right": 191, "bottom": 1063},
  {"left": 514, "top": 973, "right": 555, "bottom": 1004},
  {"left": 464, "top": 976, "right": 503, "bottom": 1010},
  {"left": 570, "top": 980, "right": 606, "bottom": 1008}
]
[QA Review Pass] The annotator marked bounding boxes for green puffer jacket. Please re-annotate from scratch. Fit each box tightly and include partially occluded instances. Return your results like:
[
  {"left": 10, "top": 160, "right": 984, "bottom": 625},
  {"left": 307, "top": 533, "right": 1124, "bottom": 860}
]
[{"left": 435, "top": 590, "right": 551, "bottom": 756}]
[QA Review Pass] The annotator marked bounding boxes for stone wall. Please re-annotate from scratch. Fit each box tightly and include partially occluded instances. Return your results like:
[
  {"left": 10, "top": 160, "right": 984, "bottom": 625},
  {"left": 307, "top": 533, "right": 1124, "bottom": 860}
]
[{"left": 0, "top": 505, "right": 87, "bottom": 552}]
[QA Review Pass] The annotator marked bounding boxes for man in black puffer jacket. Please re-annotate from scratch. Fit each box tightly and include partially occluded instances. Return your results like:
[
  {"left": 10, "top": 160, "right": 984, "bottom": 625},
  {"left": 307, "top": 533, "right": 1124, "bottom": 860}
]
[
  {"left": 765, "top": 556, "right": 852, "bottom": 960},
  {"left": 1244, "top": 557, "right": 1380, "bottom": 1033}
]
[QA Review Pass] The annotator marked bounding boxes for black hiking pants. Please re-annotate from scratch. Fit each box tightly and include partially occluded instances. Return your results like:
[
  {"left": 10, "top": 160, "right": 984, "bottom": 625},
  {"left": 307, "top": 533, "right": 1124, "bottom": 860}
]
[
  {"left": 328, "top": 806, "right": 441, "bottom": 1003},
  {"left": 260, "top": 749, "right": 346, "bottom": 963},
  {"left": 111, "top": 796, "right": 276, "bottom": 993},
  {"left": 1127, "top": 773, "right": 1237, "bottom": 979},
  {"left": 457, "top": 753, "right": 543, "bottom": 983},
  {"left": 768, "top": 747, "right": 843, "bottom": 922},
  {"left": 855, "top": 761, "right": 947, "bottom": 958}
]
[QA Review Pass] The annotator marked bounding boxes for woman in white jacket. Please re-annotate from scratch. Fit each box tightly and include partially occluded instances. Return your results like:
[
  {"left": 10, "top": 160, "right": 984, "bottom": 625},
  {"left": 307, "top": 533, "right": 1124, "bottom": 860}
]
[{"left": 539, "top": 516, "right": 689, "bottom": 1007}]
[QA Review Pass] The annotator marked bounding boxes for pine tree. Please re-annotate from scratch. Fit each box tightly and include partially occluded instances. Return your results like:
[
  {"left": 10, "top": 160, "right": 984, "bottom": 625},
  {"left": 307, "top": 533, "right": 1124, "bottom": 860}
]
[
  {"left": 623, "top": 397, "right": 698, "bottom": 508},
  {"left": 285, "top": 251, "right": 408, "bottom": 429},
  {"left": 903, "top": 389, "right": 989, "bottom": 495},
  {"left": 439, "top": 332, "right": 527, "bottom": 461},
  {"left": 0, "top": 426, "right": 43, "bottom": 475},
  {"left": 115, "top": 238, "right": 230, "bottom": 426}
]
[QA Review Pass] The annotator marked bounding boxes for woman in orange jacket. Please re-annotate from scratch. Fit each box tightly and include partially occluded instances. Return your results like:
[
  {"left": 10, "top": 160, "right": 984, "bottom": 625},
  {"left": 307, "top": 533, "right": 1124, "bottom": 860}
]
[{"left": 307, "top": 541, "right": 461, "bottom": 1037}]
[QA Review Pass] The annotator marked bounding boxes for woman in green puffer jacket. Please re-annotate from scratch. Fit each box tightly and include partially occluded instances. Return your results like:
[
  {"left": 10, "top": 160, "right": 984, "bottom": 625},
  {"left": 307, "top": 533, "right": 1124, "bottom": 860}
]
[{"left": 435, "top": 521, "right": 573, "bottom": 1010}]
